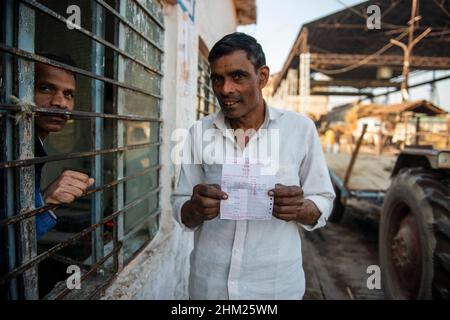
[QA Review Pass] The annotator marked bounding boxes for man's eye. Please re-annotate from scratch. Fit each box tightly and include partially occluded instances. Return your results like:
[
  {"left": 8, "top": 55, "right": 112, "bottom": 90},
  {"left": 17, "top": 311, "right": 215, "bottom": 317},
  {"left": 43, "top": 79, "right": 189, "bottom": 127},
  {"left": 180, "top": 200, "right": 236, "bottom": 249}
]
[
  {"left": 37, "top": 85, "right": 51, "bottom": 93},
  {"left": 232, "top": 73, "right": 243, "bottom": 80},
  {"left": 64, "top": 92, "right": 74, "bottom": 99},
  {"left": 211, "top": 77, "right": 222, "bottom": 84}
]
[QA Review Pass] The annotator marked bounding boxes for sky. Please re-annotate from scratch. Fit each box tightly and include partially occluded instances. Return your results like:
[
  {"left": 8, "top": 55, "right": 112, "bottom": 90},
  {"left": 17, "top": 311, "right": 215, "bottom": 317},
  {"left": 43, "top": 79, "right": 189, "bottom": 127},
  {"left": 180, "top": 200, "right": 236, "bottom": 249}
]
[{"left": 238, "top": 0, "right": 450, "bottom": 110}]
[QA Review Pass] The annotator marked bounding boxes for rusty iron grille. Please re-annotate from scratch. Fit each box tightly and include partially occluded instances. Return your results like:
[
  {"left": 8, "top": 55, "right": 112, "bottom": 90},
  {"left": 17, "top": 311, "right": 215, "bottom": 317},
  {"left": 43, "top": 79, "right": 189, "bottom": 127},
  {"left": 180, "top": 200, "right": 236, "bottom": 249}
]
[
  {"left": 0, "top": 0, "right": 164, "bottom": 299},
  {"left": 196, "top": 53, "right": 219, "bottom": 120}
]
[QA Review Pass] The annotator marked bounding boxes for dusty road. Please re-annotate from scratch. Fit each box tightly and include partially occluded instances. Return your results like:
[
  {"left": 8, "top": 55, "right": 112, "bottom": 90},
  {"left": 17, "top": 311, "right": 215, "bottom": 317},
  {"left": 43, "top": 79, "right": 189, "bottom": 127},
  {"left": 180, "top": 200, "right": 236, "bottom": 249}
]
[{"left": 301, "top": 209, "right": 386, "bottom": 300}]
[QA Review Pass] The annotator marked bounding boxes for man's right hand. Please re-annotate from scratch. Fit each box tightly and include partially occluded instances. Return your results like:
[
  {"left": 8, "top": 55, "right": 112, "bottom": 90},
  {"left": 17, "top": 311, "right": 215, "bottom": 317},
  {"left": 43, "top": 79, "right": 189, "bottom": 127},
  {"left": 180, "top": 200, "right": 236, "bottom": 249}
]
[
  {"left": 43, "top": 170, "right": 95, "bottom": 205},
  {"left": 181, "top": 184, "right": 228, "bottom": 229}
]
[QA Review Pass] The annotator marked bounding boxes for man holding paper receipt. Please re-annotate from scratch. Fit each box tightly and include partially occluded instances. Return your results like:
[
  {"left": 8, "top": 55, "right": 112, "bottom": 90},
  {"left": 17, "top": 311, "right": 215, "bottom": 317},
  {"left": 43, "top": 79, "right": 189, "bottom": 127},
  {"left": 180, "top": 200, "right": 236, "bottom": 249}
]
[{"left": 172, "top": 33, "right": 335, "bottom": 299}]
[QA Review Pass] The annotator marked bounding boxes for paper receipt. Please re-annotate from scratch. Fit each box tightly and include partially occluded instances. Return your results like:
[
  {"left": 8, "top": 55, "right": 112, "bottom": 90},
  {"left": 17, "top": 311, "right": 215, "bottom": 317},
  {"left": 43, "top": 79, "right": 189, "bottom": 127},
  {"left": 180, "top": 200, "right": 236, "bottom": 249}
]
[{"left": 220, "top": 161, "right": 275, "bottom": 220}]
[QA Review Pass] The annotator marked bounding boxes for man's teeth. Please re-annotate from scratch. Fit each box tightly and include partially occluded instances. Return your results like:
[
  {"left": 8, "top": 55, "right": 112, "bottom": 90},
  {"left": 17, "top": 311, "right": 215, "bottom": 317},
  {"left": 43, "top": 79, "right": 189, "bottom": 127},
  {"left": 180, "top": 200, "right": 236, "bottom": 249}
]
[{"left": 223, "top": 101, "right": 238, "bottom": 106}]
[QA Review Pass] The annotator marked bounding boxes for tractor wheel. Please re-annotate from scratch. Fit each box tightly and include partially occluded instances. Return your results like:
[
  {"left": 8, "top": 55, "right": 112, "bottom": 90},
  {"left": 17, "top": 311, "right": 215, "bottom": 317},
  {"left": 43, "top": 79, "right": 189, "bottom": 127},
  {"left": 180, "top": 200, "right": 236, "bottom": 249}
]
[
  {"left": 328, "top": 182, "right": 345, "bottom": 223},
  {"left": 379, "top": 168, "right": 450, "bottom": 299}
]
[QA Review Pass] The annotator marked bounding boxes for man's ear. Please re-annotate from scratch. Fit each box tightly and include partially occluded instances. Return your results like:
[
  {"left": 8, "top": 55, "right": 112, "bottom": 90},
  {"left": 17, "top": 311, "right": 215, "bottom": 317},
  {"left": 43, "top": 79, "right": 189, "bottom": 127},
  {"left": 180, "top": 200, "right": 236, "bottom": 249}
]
[{"left": 258, "top": 65, "right": 270, "bottom": 89}]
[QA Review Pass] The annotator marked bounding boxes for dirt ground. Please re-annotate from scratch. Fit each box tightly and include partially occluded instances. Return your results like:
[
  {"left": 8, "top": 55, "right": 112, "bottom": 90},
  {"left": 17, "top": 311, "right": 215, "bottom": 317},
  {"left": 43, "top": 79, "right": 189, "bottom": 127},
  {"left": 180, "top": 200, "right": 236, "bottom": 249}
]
[
  {"left": 301, "top": 208, "right": 386, "bottom": 300},
  {"left": 325, "top": 153, "right": 396, "bottom": 191}
]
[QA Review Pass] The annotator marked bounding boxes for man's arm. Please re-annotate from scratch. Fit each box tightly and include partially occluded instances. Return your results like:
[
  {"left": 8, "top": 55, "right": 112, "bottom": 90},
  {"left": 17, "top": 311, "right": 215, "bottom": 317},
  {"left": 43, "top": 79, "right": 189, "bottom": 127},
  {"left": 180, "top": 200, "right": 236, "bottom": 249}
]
[
  {"left": 269, "top": 120, "right": 334, "bottom": 230},
  {"left": 171, "top": 124, "right": 206, "bottom": 231},
  {"left": 298, "top": 119, "right": 336, "bottom": 230},
  {"left": 36, "top": 170, "right": 94, "bottom": 239}
]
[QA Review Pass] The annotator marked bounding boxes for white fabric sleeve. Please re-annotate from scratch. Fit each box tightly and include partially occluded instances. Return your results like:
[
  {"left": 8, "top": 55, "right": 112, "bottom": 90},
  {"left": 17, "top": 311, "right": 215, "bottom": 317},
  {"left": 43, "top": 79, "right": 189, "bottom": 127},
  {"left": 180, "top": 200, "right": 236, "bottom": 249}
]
[
  {"left": 170, "top": 124, "right": 205, "bottom": 232},
  {"left": 298, "top": 119, "right": 336, "bottom": 231}
]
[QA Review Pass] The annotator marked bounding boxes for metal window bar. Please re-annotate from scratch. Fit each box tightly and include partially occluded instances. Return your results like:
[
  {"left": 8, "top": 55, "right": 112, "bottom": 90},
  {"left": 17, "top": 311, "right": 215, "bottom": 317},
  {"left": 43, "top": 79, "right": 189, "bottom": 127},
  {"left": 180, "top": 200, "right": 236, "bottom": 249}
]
[
  {"left": 0, "top": 104, "right": 163, "bottom": 122},
  {"left": 132, "top": 0, "right": 165, "bottom": 31},
  {"left": 0, "top": 164, "right": 161, "bottom": 228},
  {"left": 197, "top": 85, "right": 216, "bottom": 97},
  {"left": 0, "top": 142, "right": 161, "bottom": 170},
  {"left": 0, "top": 187, "right": 162, "bottom": 285},
  {"left": 91, "top": 1, "right": 106, "bottom": 266},
  {"left": 114, "top": 0, "right": 127, "bottom": 273},
  {"left": 1, "top": 0, "right": 19, "bottom": 300},
  {"left": 20, "top": 0, "right": 163, "bottom": 77},
  {"left": 17, "top": 2, "right": 38, "bottom": 300},
  {"left": 0, "top": 45, "right": 162, "bottom": 99},
  {"left": 1, "top": 0, "right": 164, "bottom": 299},
  {"left": 122, "top": 208, "right": 160, "bottom": 243},
  {"left": 196, "top": 54, "right": 218, "bottom": 119},
  {"left": 197, "top": 93, "right": 217, "bottom": 104},
  {"left": 113, "top": 0, "right": 124, "bottom": 274},
  {"left": 54, "top": 241, "right": 123, "bottom": 300},
  {"left": 196, "top": 108, "right": 209, "bottom": 116},
  {"left": 0, "top": 154, "right": 161, "bottom": 292},
  {"left": 95, "top": 0, "right": 164, "bottom": 53}
]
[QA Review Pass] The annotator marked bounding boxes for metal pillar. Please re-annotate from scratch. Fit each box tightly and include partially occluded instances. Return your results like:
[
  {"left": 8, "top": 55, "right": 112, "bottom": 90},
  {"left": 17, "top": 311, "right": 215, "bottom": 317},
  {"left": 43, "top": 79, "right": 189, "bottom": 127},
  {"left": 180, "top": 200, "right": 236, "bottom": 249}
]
[
  {"left": 17, "top": 3, "right": 38, "bottom": 300},
  {"left": 91, "top": 1, "right": 105, "bottom": 265},
  {"left": 299, "top": 53, "right": 310, "bottom": 115}
]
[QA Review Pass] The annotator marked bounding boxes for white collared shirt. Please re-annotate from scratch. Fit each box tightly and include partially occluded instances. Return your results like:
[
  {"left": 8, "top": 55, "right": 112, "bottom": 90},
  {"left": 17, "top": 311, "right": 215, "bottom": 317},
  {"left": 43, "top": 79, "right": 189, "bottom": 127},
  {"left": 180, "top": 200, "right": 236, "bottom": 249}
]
[{"left": 171, "top": 105, "right": 335, "bottom": 300}]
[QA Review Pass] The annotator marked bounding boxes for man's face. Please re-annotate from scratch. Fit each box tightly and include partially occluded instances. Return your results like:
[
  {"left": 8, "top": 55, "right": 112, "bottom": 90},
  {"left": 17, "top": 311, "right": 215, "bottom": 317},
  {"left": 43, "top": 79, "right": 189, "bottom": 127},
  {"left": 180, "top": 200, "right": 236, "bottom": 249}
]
[
  {"left": 210, "top": 50, "right": 269, "bottom": 119},
  {"left": 34, "top": 63, "right": 76, "bottom": 134}
]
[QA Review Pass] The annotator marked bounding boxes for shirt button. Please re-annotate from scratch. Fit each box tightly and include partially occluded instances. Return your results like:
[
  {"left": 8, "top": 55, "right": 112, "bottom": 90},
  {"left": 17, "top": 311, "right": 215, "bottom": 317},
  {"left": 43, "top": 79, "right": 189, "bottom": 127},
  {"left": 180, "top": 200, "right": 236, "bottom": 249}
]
[{"left": 233, "top": 249, "right": 239, "bottom": 254}]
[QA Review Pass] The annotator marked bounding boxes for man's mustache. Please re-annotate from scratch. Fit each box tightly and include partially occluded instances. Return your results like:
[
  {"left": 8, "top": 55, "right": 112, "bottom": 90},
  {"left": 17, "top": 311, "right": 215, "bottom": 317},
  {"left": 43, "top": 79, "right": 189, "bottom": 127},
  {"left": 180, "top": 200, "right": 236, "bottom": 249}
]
[{"left": 36, "top": 105, "right": 70, "bottom": 120}]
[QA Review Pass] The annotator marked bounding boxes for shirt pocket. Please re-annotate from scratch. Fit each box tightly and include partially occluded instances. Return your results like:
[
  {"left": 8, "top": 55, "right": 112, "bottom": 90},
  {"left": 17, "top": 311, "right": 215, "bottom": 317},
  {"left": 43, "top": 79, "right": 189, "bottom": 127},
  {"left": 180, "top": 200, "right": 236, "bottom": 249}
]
[{"left": 275, "top": 163, "right": 300, "bottom": 186}]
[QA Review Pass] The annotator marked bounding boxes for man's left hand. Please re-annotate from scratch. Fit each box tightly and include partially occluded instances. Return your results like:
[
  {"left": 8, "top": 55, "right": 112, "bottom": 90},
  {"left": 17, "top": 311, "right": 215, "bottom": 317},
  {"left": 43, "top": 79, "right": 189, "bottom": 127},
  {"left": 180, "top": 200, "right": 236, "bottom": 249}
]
[{"left": 269, "top": 183, "right": 321, "bottom": 226}]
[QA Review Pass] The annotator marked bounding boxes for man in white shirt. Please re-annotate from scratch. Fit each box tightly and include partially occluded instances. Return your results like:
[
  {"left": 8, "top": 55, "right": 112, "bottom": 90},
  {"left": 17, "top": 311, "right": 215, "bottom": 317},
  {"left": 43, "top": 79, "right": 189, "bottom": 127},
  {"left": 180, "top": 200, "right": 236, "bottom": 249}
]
[{"left": 171, "top": 33, "right": 335, "bottom": 299}]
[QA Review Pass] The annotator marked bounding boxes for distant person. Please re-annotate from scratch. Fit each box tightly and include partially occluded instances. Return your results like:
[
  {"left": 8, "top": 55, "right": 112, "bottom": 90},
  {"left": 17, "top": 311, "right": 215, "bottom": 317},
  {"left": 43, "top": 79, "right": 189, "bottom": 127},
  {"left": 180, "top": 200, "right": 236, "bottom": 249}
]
[
  {"left": 325, "top": 128, "right": 335, "bottom": 154},
  {"left": 333, "top": 130, "right": 341, "bottom": 154},
  {"left": 345, "top": 133, "right": 355, "bottom": 154}
]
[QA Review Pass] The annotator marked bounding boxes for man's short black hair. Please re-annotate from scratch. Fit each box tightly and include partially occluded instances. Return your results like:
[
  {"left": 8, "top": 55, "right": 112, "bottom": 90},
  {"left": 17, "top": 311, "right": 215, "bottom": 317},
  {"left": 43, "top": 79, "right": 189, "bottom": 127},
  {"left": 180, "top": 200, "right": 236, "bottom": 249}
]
[
  {"left": 36, "top": 52, "right": 77, "bottom": 80},
  {"left": 208, "top": 32, "right": 266, "bottom": 71}
]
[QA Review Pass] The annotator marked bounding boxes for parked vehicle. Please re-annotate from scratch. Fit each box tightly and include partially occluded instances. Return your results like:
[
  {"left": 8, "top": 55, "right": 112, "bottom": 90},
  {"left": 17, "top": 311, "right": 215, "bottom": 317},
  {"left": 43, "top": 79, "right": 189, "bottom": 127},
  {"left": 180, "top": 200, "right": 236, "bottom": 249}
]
[{"left": 329, "top": 125, "right": 450, "bottom": 299}]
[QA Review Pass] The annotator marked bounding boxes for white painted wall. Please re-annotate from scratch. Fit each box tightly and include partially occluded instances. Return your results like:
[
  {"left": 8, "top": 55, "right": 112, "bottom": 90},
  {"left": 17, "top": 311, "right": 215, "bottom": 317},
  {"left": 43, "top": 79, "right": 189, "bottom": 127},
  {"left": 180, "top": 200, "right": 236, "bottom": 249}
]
[
  {"left": 101, "top": 0, "right": 239, "bottom": 300},
  {"left": 196, "top": 0, "right": 238, "bottom": 50}
]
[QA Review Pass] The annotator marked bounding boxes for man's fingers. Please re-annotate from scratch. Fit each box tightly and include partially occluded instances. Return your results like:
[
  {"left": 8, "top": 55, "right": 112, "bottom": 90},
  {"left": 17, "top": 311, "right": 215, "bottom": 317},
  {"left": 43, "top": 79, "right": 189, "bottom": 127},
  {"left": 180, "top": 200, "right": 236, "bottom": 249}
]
[
  {"left": 59, "top": 171, "right": 95, "bottom": 191},
  {"left": 192, "top": 206, "right": 219, "bottom": 220},
  {"left": 197, "top": 196, "right": 221, "bottom": 208},
  {"left": 273, "top": 204, "right": 301, "bottom": 215},
  {"left": 61, "top": 170, "right": 90, "bottom": 183},
  {"left": 274, "top": 196, "right": 304, "bottom": 206},
  {"left": 268, "top": 185, "right": 303, "bottom": 197},
  {"left": 273, "top": 212, "right": 298, "bottom": 221},
  {"left": 200, "top": 207, "right": 220, "bottom": 219},
  {"left": 63, "top": 178, "right": 89, "bottom": 192},
  {"left": 59, "top": 185, "right": 84, "bottom": 198},
  {"left": 273, "top": 185, "right": 302, "bottom": 197},
  {"left": 51, "top": 190, "right": 76, "bottom": 204},
  {"left": 197, "top": 184, "right": 228, "bottom": 200}
]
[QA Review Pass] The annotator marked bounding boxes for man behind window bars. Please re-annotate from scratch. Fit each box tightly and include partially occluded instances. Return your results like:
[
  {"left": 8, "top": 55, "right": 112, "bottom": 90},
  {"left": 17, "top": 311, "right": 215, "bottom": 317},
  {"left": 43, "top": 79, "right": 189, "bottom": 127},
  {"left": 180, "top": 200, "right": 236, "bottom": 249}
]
[
  {"left": 0, "top": 53, "right": 95, "bottom": 245},
  {"left": 32, "top": 53, "right": 95, "bottom": 239},
  {"left": 1, "top": 53, "right": 96, "bottom": 298},
  {"left": 171, "top": 33, "right": 335, "bottom": 299}
]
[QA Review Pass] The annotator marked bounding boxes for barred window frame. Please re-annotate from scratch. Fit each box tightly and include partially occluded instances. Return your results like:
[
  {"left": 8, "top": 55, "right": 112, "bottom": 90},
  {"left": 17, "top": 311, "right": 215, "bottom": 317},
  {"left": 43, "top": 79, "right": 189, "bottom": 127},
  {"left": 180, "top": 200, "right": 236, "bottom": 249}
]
[
  {"left": 0, "top": 0, "right": 164, "bottom": 300},
  {"left": 196, "top": 46, "right": 219, "bottom": 120}
]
